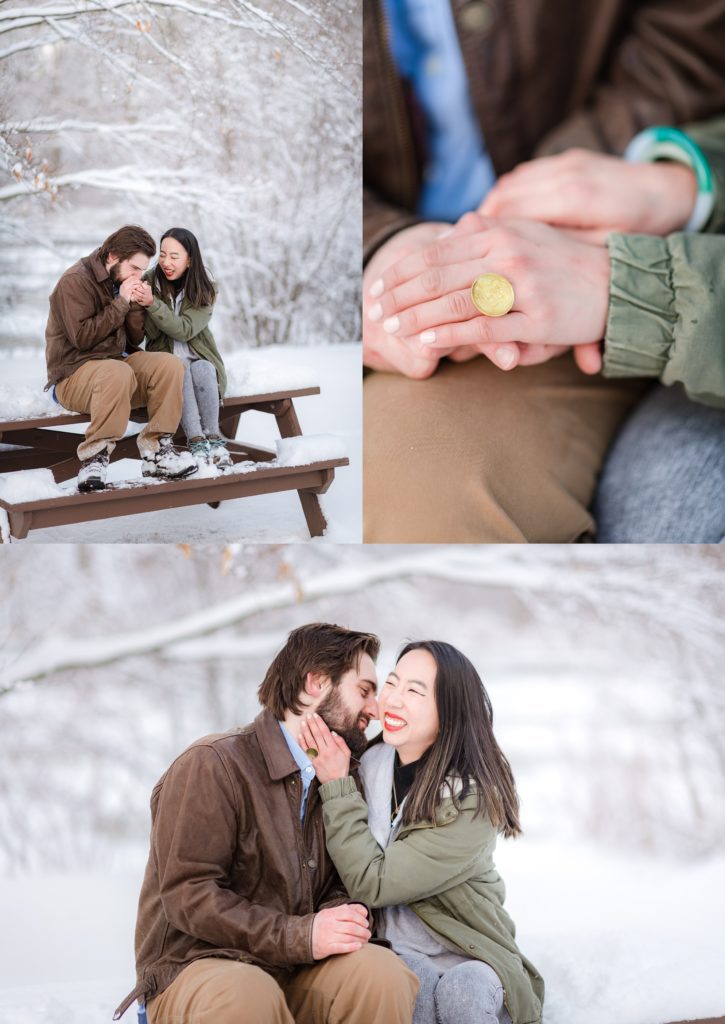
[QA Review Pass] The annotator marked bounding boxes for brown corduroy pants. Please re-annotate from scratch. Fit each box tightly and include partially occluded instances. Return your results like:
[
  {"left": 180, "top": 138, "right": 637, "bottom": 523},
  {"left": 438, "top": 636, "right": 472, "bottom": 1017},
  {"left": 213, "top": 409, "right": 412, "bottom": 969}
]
[
  {"left": 146, "top": 945, "right": 419, "bottom": 1024},
  {"left": 55, "top": 350, "right": 185, "bottom": 461},
  {"left": 364, "top": 353, "right": 651, "bottom": 542}
]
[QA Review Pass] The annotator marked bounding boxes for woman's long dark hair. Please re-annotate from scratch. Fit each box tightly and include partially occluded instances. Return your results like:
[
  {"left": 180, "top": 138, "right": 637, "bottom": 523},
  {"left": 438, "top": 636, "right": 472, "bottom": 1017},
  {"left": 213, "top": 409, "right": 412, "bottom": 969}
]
[
  {"left": 396, "top": 641, "right": 521, "bottom": 837},
  {"left": 153, "top": 227, "right": 216, "bottom": 309}
]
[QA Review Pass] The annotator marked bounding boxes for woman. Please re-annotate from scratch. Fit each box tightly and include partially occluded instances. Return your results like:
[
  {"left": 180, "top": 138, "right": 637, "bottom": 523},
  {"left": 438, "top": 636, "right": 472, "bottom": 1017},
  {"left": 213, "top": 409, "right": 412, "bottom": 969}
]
[
  {"left": 300, "top": 641, "right": 543, "bottom": 1024},
  {"left": 136, "top": 227, "right": 231, "bottom": 468}
]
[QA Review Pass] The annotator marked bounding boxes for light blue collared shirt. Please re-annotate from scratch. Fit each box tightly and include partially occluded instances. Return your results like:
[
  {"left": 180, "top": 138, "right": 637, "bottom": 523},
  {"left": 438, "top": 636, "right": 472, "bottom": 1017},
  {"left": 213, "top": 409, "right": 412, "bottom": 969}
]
[
  {"left": 279, "top": 722, "right": 316, "bottom": 821},
  {"left": 381, "top": 0, "right": 497, "bottom": 221}
]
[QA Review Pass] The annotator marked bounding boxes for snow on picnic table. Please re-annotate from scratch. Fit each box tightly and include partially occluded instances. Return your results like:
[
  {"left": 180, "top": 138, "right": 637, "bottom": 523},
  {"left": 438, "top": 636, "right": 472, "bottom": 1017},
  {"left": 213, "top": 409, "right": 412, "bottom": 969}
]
[
  {"left": 0, "top": 345, "right": 361, "bottom": 542},
  {"left": 0, "top": 842, "right": 723, "bottom": 1024}
]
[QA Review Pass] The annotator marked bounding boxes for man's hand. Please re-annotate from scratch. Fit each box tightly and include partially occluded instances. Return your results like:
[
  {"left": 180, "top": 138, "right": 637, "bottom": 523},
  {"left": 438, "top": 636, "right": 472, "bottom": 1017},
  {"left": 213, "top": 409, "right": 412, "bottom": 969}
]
[
  {"left": 480, "top": 148, "right": 698, "bottom": 238},
  {"left": 311, "top": 904, "right": 371, "bottom": 959},
  {"left": 367, "top": 212, "right": 609, "bottom": 373},
  {"left": 119, "top": 277, "right": 139, "bottom": 302},
  {"left": 299, "top": 713, "right": 351, "bottom": 784}
]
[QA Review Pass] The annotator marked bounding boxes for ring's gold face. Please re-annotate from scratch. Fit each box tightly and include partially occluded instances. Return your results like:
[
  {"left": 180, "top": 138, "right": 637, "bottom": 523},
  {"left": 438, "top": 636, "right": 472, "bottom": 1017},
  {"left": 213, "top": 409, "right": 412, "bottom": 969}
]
[
  {"left": 471, "top": 273, "right": 515, "bottom": 317},
  {"left": 305, "top": 747, "right": 319, "bottom": 759}
]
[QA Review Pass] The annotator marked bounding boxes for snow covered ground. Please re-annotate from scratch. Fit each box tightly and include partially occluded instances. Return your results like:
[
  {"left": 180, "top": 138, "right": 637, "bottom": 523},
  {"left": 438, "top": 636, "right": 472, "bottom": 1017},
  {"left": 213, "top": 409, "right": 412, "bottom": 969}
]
[
  {"left": 0, "top": 842, "right": 722, "bottom": 1024},
  {"left": 0, "top": 344, "right": 361, "bottom": 542}
]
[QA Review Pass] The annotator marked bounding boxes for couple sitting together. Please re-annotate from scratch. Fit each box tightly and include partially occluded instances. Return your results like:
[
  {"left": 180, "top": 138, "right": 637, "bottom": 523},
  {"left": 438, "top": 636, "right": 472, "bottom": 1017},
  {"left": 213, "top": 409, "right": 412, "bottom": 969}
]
[
  {"left": 114, "top": 623, "right": 543, "bottom": 1024},
  {"left": 45, "top": 224, "right": 229, "bottom": 492}
]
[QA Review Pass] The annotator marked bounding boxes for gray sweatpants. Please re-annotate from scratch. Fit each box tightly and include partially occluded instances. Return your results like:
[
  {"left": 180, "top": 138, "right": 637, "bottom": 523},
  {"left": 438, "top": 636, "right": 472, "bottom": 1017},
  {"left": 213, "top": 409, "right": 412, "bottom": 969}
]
[
  {"left": 401, "top": 955, "right": 512, "bottom": 1024},
  {"left": 180, "top": 359, "right": 221, "bottom": 440}
]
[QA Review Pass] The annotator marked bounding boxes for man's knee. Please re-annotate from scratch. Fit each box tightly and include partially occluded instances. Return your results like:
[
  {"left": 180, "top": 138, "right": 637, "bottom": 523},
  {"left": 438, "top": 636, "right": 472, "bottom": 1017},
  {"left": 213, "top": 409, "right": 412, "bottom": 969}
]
[
  {"left": 146, "top": 351, "right": 185, "bottom": 382},
  {"left": 338, "top": 944, "right": 419, "bottom": 1006},
  {"left": 149, "top": 960, "right": 292, "bottom": 1024},
  {"left": 88, "top": 359, "right": 136, "bottom": 398}
]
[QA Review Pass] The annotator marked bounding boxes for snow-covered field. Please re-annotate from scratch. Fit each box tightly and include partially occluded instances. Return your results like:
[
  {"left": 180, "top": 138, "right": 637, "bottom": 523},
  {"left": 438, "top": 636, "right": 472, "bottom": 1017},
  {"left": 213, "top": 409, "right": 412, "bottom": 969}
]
[
  {"left": 0, "top": 344, "right": 361, "bottom": 542},
  {"left": 0, "top": 843, "right": 722, "bottom": 1024}
]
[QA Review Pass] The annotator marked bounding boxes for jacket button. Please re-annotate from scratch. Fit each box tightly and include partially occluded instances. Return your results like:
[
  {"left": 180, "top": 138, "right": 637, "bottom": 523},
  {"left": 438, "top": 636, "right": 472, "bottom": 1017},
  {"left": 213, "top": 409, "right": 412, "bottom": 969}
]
[
  {"left": 307, "top": 858, "right": 317, "bottom": 869},
  {"left": 459, "top": 1, "right": 494, "bottom": 35}
]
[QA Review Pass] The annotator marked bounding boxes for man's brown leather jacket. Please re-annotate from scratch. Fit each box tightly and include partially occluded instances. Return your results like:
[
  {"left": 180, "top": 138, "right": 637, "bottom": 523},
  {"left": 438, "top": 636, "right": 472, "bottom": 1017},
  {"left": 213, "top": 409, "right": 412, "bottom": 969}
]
[
  {"left": 45, "top": 249, "right": 145, "bottom": 387},
  {"left": 114, "top": 710, "right": 350, "bottom": 1019}
]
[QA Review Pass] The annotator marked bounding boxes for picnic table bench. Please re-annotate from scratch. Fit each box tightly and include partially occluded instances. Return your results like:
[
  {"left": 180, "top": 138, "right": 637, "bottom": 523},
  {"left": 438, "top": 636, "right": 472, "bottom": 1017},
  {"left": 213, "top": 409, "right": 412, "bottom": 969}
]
[{"left": 0, "top": 385, "right": 348, "bottom": 541}]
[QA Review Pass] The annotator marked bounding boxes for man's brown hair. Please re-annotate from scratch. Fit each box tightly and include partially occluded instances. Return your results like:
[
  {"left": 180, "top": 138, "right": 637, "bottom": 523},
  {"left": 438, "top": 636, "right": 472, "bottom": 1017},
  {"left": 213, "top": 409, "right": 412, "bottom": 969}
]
[
  {"left": 98, "top": 225, "right": 156, "bottom": 263},
  {"left": 258, "top": 623, "right": 380, "bottom": 719}
]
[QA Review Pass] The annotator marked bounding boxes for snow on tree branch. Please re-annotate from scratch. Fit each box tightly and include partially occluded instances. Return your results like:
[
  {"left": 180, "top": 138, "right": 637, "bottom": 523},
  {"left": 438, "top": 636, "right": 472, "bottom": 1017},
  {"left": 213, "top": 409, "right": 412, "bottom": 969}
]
[{"left": 2, "top": 547, "right": 722, "bottom": 693}]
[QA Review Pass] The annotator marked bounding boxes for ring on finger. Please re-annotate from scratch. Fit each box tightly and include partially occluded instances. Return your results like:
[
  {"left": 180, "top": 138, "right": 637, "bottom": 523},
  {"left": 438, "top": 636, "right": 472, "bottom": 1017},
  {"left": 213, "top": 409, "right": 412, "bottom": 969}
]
[{"left": 471, "top": 273, "right": 515, "bottom": 317}]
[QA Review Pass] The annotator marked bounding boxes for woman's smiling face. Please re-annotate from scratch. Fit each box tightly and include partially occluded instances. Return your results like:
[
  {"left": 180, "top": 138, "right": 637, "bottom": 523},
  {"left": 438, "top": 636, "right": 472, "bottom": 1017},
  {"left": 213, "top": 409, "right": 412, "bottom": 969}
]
[
  {"left": 159, "top": 237, "right": 190, "bottom": 281},
  {"left": 379, "top": 648, "right": 440, "bottom": 764}
]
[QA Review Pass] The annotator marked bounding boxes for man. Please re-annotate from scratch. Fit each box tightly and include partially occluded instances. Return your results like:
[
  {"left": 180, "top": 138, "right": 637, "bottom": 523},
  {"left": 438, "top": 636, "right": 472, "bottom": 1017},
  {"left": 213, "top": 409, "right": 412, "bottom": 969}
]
[
  {"left": 45, "top": 224, "right": 196, "bottom": 492},
  {"left": 114, "top": 623, "right": 418, "bottom": 1024},
  {"left": 362, "top": 0, "right": 725, "bottom": 542}
]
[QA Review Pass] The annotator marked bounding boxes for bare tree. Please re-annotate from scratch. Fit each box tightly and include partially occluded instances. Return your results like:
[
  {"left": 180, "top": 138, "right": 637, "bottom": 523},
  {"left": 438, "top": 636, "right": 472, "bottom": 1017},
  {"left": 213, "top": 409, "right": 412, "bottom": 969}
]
[{"left": 0, "top": 0, "right": 361, "bottom": 348}]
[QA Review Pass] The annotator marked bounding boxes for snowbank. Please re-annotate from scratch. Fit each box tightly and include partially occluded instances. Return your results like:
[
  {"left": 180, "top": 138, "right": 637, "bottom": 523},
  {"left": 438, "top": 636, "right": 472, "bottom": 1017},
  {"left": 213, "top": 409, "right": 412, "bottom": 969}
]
[
  {"left": 0, "top": 383, "right": 73, "bottom": 422},
  {"left": 0, "top": 351, "right": 320, "bottom": 423},
  {"left": 225, "top": 350, "right": 319, "bottom": 394},
  {"left": 1, "top": 845, "right": 724, "bottom": 1024}
]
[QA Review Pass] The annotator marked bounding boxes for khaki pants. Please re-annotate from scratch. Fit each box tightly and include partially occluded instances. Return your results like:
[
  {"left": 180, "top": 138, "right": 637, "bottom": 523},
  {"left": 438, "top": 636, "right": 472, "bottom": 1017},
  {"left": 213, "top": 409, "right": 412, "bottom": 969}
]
[
  {"left": 55, "top": 351, "right": 185, "bottom": 461},
  {"left": 363, "top": 353, "right": 650, "bottom": 542},
  {"left": 147, "top": 946, "right": 419, "bottom": 1024}
]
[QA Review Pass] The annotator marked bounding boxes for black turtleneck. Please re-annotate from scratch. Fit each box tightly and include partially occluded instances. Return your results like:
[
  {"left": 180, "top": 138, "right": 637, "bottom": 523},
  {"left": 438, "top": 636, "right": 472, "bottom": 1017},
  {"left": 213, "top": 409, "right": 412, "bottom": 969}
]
[{"left": 392, "top": 751, "right": 420, "bottom": 815}]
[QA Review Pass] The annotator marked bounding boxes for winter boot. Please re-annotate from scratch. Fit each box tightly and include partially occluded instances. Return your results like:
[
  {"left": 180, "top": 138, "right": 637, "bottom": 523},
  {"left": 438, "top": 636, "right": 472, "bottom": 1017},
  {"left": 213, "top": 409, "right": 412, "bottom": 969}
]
[
  {"left": 188, "top": 436, "right": 211, "bottom": 463},
  {"left": 142, "top": 435, "right": 198, "bottom": 481},
  {"left": 78, "top": 448, "right": 110, "bottom": 492},
  {"left": 207, "top": 435, "right": 233, "bottom": 470}
]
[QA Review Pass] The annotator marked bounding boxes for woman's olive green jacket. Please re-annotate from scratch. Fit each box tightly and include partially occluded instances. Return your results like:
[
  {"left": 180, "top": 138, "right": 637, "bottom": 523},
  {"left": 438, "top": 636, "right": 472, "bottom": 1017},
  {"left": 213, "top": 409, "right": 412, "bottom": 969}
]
[
  {"left": 142, "top": 271, "right": 227, "bottom": 398},
  {"left": 319, "top": 775, "right": 544, "bottom": 1024},
  {"left": 604, "top": 117, "right": 725, "bottom": 408}
]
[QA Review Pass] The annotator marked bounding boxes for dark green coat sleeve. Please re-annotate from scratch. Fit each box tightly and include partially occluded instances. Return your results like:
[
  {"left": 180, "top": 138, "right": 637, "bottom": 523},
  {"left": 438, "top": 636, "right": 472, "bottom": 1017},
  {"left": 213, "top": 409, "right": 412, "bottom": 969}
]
[
  {"left": 144, "top": 299, "right": 214, "bottom": 343},
  {"left": 603, "top": 232, "right": 725, "bottom": 408},
  {"left": 319, "top": 776, "right": 494, "bottom": 908}
]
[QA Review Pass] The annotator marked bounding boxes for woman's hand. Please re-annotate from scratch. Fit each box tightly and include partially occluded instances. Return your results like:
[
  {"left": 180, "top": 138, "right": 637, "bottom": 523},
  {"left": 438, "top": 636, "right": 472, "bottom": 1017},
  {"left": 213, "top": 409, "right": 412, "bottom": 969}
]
[
  {"left": 480, "top": 148, "right": 698, "bottom": 237},
  {"left": 367, "top": 212, "right": 609, "bottom": 372},
  {"left": 299, "top": 713, "right": 352, "bottom": 784},
  {"left": 132, "top": 281, "right": 154, "bottom": 307}
]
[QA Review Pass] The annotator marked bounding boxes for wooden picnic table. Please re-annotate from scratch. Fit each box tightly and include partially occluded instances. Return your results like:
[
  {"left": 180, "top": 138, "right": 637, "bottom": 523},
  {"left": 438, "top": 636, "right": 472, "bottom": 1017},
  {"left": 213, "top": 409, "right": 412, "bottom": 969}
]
[{"left": 0, "top": 386, "right": 348, "bottom": 541}]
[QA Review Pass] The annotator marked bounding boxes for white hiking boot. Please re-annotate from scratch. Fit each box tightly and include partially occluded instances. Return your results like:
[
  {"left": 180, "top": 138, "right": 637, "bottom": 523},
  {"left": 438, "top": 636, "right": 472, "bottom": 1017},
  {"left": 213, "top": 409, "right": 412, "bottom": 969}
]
[
  {"left": 142, "top": 435, "right": 198, "bottom": 481},
  {"left": 78, "top": 448, "right": 110, "bottom": 492}
]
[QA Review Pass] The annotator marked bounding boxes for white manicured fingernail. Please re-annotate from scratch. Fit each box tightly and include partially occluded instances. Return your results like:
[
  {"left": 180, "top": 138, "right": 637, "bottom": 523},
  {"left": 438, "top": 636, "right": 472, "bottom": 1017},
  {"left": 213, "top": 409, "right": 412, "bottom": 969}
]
[
  {"left": 496, "top": 347, "right": 516, "bottom": 370},
  {"left": 383, "top": 316, "right": 400, "bottom": 334},
  {"left": 420, "top": 330, "right": 436, "bottom": 345},
  {"left": 437, "top": 227, "right": 453, "bottom": 238},
  {"left": 369, "top": 278, "right": 384, "bottom": 298},
  {"left": 368, "top": 303, "right": 383, "bottom": 322}
]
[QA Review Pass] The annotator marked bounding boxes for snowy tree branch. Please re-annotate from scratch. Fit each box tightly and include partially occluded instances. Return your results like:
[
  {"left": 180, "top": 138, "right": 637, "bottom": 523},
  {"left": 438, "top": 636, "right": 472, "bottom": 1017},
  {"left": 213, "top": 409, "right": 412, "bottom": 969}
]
[{"left": 2, "top": 548, "right": 723, "bottom": 693}]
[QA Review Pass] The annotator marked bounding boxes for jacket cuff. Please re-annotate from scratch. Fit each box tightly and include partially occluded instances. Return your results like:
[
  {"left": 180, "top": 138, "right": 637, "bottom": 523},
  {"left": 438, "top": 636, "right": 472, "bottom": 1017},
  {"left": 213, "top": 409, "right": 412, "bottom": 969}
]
[
  {"left": 319, "top": 776, "right": 357, "bottom": 802},
  {"left": 603, "top": 233, "right": 676, "bottom": 379}
]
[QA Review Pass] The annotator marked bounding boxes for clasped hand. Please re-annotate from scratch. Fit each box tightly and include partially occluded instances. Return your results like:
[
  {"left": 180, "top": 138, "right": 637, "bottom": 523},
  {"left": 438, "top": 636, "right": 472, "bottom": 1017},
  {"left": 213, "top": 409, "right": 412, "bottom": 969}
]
[
  {"left": 363, "top": 148, "right": 697, "bottom": 379},
  {"left": 119, "top": 278, "right": 154, "bottom": 306}
]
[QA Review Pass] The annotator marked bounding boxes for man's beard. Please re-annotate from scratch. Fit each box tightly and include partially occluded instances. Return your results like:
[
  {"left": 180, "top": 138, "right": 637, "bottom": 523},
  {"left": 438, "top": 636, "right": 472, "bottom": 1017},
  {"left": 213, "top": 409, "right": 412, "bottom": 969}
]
[
  {"left": 109, "top": 263, "right": 123, "bottom": 285},
  {"left": 316, "top": 686, "right": 370, "bottom": 760}
]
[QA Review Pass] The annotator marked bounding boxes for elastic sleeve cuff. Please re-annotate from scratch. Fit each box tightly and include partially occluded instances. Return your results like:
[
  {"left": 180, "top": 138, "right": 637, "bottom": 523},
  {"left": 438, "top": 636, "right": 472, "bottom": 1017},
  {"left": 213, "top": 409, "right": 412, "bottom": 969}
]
[
  {"left": 319, "top": 776, "right": 358, "bottom": 802},
  {"left": 603, "top": 233, "right": 676, "bottom": 379}
]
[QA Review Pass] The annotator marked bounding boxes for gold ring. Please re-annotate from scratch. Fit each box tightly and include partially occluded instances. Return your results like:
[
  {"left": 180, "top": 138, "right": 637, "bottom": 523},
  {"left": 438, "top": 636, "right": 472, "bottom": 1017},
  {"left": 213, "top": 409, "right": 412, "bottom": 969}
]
[
  {"left": 470, "top": 273, "right": 515, "bottom": 317},
  {"left": 305, "top": 747, "right": 318, "bottom": 759}
]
